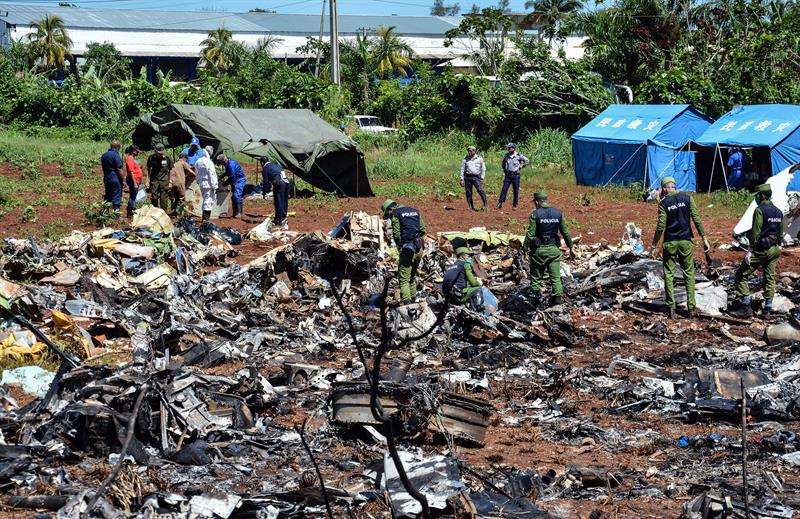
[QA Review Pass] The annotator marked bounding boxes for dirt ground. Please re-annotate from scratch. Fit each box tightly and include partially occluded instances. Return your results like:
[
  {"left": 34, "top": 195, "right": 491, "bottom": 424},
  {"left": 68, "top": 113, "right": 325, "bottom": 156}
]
[{"left": 2, "top": 163, "right": 799, "bottom": 518}]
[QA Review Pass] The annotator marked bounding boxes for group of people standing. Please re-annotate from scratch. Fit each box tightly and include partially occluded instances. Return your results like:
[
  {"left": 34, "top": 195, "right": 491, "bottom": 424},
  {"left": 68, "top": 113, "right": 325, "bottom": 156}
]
[{"left": 100, "top": 138, "right": 291, "bottom": 228}]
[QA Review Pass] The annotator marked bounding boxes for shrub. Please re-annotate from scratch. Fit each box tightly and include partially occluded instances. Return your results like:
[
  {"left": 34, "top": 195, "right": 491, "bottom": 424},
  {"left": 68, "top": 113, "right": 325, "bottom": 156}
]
[
  {"left": 83, "top": 201, "right": 119, "bottom": 227},
  {"left": 21, "top": 205, "right": 37, "bottom": 223}
]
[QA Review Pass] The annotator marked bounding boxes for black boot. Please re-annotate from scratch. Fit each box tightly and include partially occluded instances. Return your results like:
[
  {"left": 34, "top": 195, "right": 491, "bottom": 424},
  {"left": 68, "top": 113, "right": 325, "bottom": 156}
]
[
  {"left": 549, "top": 295, "right": 563, "bottom": 307},
  {"left": 667, "top": 307, "right": 676, "bottom": 319},
  {"left": 202, "top": 210, "right": 211, "bottom": 222}
]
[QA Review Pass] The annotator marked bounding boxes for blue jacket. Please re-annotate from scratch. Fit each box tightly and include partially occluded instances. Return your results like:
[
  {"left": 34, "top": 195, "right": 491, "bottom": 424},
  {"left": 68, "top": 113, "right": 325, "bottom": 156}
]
[
  {"left": 100, "top": 149, "right": 123, "bottom": 177},
  {"left": 727, "top": 150, "right": 744, "bottom": 171},
  {"left": 182, "top": 147, "right": 207, "bottom": 167},
  {"left": 225, "top": 158, "right": 246, "bottom": 184}
]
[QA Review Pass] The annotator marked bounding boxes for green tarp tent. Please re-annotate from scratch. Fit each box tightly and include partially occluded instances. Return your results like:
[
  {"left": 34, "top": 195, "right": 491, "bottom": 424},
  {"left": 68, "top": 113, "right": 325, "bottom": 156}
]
[{"left": 132, "top": 104, "right": 373, "bottom": 197}]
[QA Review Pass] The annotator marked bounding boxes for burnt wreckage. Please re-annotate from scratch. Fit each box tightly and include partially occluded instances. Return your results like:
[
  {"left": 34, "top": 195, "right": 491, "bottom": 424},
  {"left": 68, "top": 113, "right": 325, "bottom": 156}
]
[{"left": 0, "top": 213, "right": 799, "bottom": 518}]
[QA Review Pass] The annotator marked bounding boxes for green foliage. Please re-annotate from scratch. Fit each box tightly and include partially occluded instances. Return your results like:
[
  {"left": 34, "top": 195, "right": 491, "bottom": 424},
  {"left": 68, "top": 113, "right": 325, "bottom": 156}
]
[
  {"left": 710, "top": 188, "right": 752, "bottom": 211},
  {"left": 41, "top": 219, "right": 69, "bottom": 241},
  {"left": 83, "top": 201, "right": 119, "bottom": 227},
  {"left": 82, "top": 42, "right": 131, "bottom": 84},
  {"left": 21, "top": 205, "right": 37, "bottom": 223}
]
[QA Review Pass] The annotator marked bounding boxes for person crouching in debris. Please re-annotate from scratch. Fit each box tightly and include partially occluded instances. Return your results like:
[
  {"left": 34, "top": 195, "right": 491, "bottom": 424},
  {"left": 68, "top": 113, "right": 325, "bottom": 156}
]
[
  {"left": 146, "top": 144, "right": 174, "bottom": 211},
  {"left": 731, "top": 183, "right": 783, "bottom": 317},
  {"left": 442, "top": 244, "right": 487, "bottom": 305},
  {"left": 261, "top": 158, "right": 290, "bottom": 230},
  {"left": 460, "top": 145, "right": 487, "bottom": 211},
  {"left": 382, "top": 199, "right": 426, "bottom": 305},
  {"left": 216, "top": 153, "right": 247, "bottom": 218},
  {"left": 194, "top": 146, "right": 218, "bottom": 222},
  {"left": 650, "top": 176, "right": 710, "bottom": 319},
  {"left": 524, "top": 190, "right": 573, "bottom": 308},
  {"left": 169, "top": 152, "right": 194, "bottom": 216}
]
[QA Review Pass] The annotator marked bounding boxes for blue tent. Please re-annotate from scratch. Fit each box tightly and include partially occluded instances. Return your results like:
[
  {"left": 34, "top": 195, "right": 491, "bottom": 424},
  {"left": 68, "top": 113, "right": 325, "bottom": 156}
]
[
  {"left": 694, "top": 104, "right": 800, "bottom": 189},
  {"left": 572, "top": 104, "right": 712, "bottom": 191}
]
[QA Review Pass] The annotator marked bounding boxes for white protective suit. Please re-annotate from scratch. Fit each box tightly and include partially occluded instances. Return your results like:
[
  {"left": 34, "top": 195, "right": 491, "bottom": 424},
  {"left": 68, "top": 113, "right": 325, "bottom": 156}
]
[{"left": 194, "top": 147, "right": 218, "bottom": 212}]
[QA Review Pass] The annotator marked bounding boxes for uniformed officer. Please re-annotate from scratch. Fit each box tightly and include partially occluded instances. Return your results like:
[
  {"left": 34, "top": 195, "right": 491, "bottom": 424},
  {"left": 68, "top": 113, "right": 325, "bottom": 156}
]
[
  {"left": 216, "top": 153, "right": 247, "bottom": 218},
  {"left": 460, "top": 145, "right": 487, "bottom": 211},
  {"left": 146, "top": 144, "right": 174, "bottom": 211},
  {"left": 732, "top": 183, "right": 783, "bottom": 317},
  {"left": 524, "top": 190, "right": 573, "bottom": 307},
  {"left": 497, "top": 142, "right": 529, "bottom": 210},
  {"left": 442, "top": 245, "right": 482, "bottom": 305},
  {"left": 650, "top": 176, "right": 710, "bottom": 318},
  {"left": 381, "top": 199, "right": 426, "bottom": 305}
]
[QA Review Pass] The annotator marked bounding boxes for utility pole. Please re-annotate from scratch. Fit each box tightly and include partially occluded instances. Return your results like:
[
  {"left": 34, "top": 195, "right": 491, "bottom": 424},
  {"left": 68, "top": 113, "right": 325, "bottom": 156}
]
[{"left": 330, "top": 0, "right": 341, "bottom": 85}]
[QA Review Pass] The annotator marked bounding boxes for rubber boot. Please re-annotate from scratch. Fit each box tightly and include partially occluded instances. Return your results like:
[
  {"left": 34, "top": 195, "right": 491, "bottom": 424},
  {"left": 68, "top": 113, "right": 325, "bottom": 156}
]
[
  {"left": 667, "top": 307, "right": 676, "bottom": 319},
  {"left": 202, "top": 210, "right": 211, "bottom": 223},
  {"left": 730, "top": 297, "right": 754, "bottom": 317},
  {"left": 549, "top": 295, "right": 563, "bottom": 307}
]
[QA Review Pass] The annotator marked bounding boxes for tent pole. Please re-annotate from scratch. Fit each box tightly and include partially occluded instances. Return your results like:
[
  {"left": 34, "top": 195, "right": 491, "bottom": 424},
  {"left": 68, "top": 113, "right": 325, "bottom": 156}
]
[
  {"left": 718, "top": 145, "right": 730, "bottom": 192},
  {"left": 708, "top": 144, "right": 719, "bottom": 194},
  {"left": 603, "top": 143, "right": 646, "bottom": 187},
  {"left": 642, "top": 145, "right": 649, "bottom": 189}
]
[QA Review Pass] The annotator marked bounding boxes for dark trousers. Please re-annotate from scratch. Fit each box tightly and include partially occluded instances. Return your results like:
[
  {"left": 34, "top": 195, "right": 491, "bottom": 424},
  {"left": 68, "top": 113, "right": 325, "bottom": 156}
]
[
  {"left": 273, "top": 182, "right": 289, "bottom": 222},
  {"left": 126, "top": 175, "right": 138, "bottom": 216},
  {"left": 464, "top": 175, "right": 487, "bottom": 209},
  {"left": 103, "top": 172, "right": 122, "bottom": 209},
  {"left": 498, "top": 174, "right": 520, "bottom": 208}
]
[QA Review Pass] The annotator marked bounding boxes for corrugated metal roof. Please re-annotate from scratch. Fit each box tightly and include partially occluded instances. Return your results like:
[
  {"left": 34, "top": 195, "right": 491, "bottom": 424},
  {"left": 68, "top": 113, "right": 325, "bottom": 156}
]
[
  {"left": 239, "top": 12, "right": 461, "bottom": 35},
  {"left": 0, "top": 4, "right": 266, "bottom": 32},
  {"left": 0, "top": 3, "right": 460, "bottom": 35}
]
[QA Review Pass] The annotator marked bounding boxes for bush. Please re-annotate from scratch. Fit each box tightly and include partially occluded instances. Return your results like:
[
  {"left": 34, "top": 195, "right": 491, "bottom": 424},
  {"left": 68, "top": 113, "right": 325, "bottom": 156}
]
[
  {"left": 710, "top": 188, "right": 752, "bottom": 211},
  {"left": 83, "top": 201, "right": 119, "bottom": 227},
  {"left": 21, "top": 205, "right": 37, "bottom": 223}
]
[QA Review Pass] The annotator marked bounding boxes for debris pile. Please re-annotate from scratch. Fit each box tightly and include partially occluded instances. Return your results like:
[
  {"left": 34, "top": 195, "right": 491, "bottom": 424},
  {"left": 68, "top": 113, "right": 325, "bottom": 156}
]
[{"left": 0, "top": 212, "right": 798, "bottom": 517}]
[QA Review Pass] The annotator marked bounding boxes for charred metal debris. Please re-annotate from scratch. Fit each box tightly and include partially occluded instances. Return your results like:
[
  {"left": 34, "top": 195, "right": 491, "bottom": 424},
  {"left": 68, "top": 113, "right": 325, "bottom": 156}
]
[{"left": 0, "top": 213, "right": 798, "bottom": 517}]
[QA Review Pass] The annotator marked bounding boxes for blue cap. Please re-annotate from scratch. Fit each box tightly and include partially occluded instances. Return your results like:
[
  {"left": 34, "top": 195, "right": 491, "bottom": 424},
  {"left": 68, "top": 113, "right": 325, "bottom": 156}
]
[{"left": 190, "top": 137, "right": 200, "bottom": 146}]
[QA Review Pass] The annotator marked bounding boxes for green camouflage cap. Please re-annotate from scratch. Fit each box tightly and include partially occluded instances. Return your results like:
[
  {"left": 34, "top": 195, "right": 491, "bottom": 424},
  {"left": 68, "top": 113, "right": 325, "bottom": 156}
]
[
  {"left": 755, "top": 183, "right": 772, "bottom": 195},
  {"left": 533, "top": 190, "right": 548, "bottom": 201},
  {"left": 380, "top": 199, "right": 396, "bottom": 216},
  {"left": 661, "top": 176, "right": 676, "bottom": 188}
]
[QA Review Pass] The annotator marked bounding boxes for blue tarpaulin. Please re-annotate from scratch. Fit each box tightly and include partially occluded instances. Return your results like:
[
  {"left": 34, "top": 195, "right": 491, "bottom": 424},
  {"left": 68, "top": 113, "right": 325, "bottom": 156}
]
[
  {"left": 572, "top": 104, "right": 711, "bottom": 191},
  {"left": 694, "top": 104, "right": 800, "bottom": 189}
]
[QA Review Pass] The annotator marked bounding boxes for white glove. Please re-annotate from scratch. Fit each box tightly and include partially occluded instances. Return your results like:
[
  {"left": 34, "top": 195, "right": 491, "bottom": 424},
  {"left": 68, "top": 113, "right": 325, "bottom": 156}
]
[{"left": 744, "top": 251, "right": 752, "bottom": 265}]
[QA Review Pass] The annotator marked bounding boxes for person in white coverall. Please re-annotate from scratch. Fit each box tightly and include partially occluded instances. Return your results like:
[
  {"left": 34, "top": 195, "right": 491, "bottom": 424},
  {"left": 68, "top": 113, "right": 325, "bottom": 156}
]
[{"left": 194, "top": 146, "right": 218, "bottom": 222}]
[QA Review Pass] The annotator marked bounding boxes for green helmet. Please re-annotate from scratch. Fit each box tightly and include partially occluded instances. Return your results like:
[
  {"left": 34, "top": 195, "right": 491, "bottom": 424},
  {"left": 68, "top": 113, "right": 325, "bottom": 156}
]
[
  {"left": 380, "top": 199, "right": 397, "bottom": 217},
  {"left": 455, "top": 246, "right": 472, "bottom": 256},
  {"left": 661, "top": 176, "right": 677, "bottom": 188}
]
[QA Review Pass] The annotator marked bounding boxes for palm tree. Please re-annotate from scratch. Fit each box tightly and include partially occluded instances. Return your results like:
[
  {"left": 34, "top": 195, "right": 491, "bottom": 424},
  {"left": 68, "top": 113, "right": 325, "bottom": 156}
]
[
  {"left": 525, "top": 0, "right": 584, "bottom": 43},
  {"left": 341, "top": 33, "right": 374, "bottom": 106},
  {"left": 254, "top": 34, "right": 284, "bottom": 56},
  {"left": 26, "top": 15, "right": 73, "bottom": 74},
  {"left": 200, "top": 28, "right": 239, "bottom": 73},
  {"left": 370, "top": 26, "right": 413, "bottom": 78}
]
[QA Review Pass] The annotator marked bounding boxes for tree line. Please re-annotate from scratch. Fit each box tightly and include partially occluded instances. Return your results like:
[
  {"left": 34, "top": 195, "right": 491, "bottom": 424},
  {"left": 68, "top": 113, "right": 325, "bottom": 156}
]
[{"left": 2, "top": 0, "right": 796, "bottom": 143}]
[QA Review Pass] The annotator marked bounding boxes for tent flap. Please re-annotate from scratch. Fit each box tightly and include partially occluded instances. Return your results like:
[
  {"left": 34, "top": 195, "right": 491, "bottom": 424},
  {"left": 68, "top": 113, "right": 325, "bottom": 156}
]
[{"left": 132, "top": 104, "right": 373, "bottom": 197}]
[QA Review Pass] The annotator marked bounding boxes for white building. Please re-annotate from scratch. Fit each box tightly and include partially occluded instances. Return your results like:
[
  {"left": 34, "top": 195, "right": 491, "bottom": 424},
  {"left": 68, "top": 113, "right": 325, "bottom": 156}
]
[{"left": 0, "top": 3, "right": 584, "bottom": 80}]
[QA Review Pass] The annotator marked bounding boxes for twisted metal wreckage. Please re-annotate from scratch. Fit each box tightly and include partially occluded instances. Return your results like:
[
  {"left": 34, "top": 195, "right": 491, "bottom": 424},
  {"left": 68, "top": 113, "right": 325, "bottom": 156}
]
[{"left": 0, "top": 209, "right": 799, "bottom": 518}]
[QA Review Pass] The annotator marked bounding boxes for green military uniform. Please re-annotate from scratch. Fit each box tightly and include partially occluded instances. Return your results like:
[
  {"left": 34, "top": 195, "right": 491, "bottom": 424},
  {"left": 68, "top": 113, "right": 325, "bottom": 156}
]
[
  {"left": 146, "top": 151, "right": 173, "bottom": 211},
  {"left": 524, "top": 191, "right": 572, "bottom": 299},
  {"left": 734, "top": 184, "right": 783, "bottom": 310},
  {"left": 442, "top": 246, "right": 482, "bottom": 304},
  {"left": 382, "top": 200, "right": 426, "bottom": 303},
  {"left": 652, "top": 177, "right": 706, "bottom": 312}
]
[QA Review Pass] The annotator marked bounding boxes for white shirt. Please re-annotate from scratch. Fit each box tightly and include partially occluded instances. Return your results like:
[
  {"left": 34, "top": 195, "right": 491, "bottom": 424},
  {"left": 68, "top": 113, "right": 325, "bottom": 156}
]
[
  {"left": 195, "top": 155, "right": 218, "bottom": 190},
  {"left": 461, "top": 154, "right": 486, "bottom": 180}
]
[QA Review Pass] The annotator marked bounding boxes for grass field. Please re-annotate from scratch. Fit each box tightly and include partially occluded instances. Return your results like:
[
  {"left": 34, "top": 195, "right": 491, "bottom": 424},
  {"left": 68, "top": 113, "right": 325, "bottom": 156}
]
[{"left": 0, "top": 128, "right": 753, "bottom": 242}]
